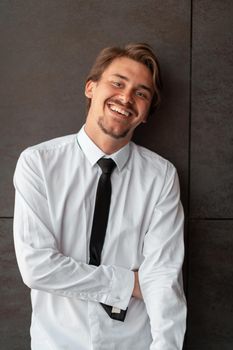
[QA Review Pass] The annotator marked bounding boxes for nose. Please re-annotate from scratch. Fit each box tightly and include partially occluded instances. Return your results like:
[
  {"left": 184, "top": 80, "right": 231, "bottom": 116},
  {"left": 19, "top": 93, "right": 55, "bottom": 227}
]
[{"left": 119, "top": 88, "right": 134, "bottom": 105}]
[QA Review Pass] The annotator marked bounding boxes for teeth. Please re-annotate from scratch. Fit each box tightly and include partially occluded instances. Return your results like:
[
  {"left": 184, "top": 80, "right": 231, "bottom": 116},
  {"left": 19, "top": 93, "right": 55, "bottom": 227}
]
[{"left": 109, "top": 104, "right": 130, "bottom": 117}]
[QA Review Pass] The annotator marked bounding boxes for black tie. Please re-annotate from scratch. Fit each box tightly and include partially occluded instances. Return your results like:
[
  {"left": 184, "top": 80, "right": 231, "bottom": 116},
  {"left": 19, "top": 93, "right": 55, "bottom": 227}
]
[{"left": 89, "top": 158, "right": 127, "bottom": 322}]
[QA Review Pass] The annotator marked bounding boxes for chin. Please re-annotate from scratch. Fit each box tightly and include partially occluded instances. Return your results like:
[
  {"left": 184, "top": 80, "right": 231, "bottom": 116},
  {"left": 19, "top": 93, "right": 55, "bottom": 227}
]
[{"left": 98, "top": 120, "right": 130, "bottom": 140}]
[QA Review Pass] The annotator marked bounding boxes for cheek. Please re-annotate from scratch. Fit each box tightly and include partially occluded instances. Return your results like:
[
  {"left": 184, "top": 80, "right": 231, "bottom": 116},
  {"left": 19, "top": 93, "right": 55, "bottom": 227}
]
[
  {"left": 138, "top": 101, "right": 150, "bottom": 114},
  {"left": 95, "top": 87, "right": 114, "bottom": 102}
]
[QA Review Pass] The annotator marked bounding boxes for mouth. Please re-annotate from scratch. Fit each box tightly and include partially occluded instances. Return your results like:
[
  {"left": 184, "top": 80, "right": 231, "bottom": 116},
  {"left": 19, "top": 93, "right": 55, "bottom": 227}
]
[{"left": 107, "top": 102, "right": 134, "bottom": 118}]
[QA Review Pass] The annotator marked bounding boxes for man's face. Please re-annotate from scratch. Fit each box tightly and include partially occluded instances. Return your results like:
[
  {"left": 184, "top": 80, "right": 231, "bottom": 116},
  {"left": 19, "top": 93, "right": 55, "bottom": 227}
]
[{"left": 85, "top": 57, "right": 154, "bottom": 142}]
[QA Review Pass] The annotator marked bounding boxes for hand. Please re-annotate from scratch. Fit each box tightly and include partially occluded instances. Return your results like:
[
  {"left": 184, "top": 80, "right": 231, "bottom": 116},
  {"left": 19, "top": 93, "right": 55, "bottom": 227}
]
[{"left": 132, "top": 271, "right": 143, "bottom": 300}]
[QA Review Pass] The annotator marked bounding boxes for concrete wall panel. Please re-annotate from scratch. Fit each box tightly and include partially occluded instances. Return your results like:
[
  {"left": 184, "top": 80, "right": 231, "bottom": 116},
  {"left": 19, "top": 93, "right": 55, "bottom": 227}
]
[
  {"left": 0, "top": 0, "right": 190, "bottom": 215},
  {"left": 0, "top": 219, "right": 31, "bottom": 349},
  {"left": 190, "top": 0, "right": 233, "bottom": 218},
  {"left": 186, "top": 220, "right": 233, "bottom": 349}
]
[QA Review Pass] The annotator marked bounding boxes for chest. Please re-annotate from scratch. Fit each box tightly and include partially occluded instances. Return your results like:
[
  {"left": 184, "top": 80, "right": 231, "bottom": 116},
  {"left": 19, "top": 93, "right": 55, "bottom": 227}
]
[{"left": 46, "top": 163, "right": 163, "bottom": 268}]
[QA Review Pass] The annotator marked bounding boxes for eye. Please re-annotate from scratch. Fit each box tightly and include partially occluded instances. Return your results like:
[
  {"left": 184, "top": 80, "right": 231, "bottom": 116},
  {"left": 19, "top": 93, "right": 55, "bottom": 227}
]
[
  {"left": 111, "top": 81, "right": 122, "bottom": 88},
  {"left": 135, "top": 90, "right": 147, "bottom": 99}
]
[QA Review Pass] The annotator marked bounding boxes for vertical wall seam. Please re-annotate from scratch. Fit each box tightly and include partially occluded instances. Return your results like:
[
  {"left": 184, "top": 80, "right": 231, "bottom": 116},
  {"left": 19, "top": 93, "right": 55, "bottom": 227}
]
[
  {"left": 184, "top": 0, "right": 193, "bottom": 348},
  {"left": 187, "top": 0, "right": 193, "bottom": 218}
]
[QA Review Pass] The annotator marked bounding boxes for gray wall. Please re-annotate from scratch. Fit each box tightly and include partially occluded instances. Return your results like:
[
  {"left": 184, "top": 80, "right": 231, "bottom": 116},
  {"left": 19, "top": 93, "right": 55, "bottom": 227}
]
[{"left": 0, "top": 1, "right": 232, "bottom": 349}]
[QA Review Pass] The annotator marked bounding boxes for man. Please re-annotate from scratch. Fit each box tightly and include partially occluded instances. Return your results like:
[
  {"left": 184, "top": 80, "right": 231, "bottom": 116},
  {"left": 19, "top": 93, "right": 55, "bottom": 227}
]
[{"left": 13, "top": 43, "right": 187, "bottom": 350}]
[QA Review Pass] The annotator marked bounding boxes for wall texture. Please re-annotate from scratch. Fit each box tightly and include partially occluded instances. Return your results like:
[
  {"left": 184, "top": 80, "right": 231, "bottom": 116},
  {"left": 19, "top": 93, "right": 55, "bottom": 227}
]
[{"left": 0, "top": 1, "right": 232, "bottom": 349}]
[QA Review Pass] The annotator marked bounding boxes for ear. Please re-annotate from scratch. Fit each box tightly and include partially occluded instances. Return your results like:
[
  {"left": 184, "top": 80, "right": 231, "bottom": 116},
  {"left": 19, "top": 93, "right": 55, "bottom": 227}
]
[
  {"left": 142, "top": 105, "right": 152, "bottom": 123},
  {"left": 142, "top": 112, "right": 149, "bottom": 124},
  {"left": 85, "top": 80, "right": 96, "bottom": 98}
]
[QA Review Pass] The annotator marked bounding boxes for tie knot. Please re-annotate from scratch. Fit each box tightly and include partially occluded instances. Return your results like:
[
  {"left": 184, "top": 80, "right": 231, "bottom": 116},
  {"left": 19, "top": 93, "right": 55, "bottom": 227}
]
[{"left": 97, "top": 158, "right": 116, "bottom": 175}]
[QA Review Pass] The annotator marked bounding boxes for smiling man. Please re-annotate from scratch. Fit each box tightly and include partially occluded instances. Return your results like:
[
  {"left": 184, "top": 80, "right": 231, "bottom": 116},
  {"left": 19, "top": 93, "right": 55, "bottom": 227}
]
[{"left": 13, "top": 43, "right": 187, "bottom": 350}]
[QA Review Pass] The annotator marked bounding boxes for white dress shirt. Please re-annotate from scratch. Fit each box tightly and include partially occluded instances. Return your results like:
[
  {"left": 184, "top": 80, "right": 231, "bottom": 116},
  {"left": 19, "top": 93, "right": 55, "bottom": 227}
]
[{"left": 13, "top": 125, "right": 187, "bottom": 350}]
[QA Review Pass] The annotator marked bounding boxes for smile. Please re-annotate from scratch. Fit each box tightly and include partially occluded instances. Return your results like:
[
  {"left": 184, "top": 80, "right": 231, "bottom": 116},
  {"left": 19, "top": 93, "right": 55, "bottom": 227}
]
[{"left": 107, "top": 102, "right": 133, "bottom": 117}]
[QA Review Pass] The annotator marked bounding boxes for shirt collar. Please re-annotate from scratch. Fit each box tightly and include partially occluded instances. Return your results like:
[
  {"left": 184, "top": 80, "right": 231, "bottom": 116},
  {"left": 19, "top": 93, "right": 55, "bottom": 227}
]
[{"left": 76, "top": 125, "right": 130, "bottom": 171}]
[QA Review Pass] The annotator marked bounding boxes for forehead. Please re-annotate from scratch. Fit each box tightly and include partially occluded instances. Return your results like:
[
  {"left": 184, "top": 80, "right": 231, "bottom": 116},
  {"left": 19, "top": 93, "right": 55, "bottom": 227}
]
[{"left": 102, "top": 57, "right": 153, "bottom": 87}]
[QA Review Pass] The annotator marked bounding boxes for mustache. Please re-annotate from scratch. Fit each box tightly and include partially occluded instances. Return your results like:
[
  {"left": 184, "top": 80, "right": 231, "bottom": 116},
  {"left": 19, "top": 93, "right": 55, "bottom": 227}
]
[{"left": 106, "top": 98, "right": 137, "bottom": 115}]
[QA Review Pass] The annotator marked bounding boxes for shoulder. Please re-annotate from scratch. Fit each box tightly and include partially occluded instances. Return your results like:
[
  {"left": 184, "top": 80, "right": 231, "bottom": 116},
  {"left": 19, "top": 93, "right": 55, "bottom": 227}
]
[
  {"left": 130, "top": 142, "right": 176, "bottom": 176},
  {"left": 22, "top": 134, "right": 77, "bottom": 155},
  {"left": 16, "top": 133, "right": 78, "bottom": 173}
]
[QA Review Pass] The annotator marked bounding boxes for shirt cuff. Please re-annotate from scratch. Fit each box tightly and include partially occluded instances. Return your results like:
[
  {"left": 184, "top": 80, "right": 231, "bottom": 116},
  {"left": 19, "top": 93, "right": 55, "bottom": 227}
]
[{"left": 104, "top": 267, "right": 135, "bottom": 310}]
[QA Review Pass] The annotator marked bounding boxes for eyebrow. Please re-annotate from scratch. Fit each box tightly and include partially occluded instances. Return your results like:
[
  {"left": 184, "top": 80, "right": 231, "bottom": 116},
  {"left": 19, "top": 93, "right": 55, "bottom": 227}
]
[{"left": 111, "top": 74, "right": 153, "bottom": 95}]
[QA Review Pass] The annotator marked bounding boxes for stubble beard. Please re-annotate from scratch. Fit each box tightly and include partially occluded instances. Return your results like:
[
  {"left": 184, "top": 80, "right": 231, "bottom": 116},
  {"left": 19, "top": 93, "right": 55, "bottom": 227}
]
[{"left": 97, "top": 116, "right": 131, "bottom": 140}]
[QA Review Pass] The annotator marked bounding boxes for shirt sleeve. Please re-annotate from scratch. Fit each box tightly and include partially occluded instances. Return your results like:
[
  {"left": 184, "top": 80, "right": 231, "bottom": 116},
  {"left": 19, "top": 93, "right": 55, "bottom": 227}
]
[
  {"left": 13, "top": 150, "right": 134, "bottom": 310},
  {"left": 139, "top": 162, "right": 187, "bottom": 349}
]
